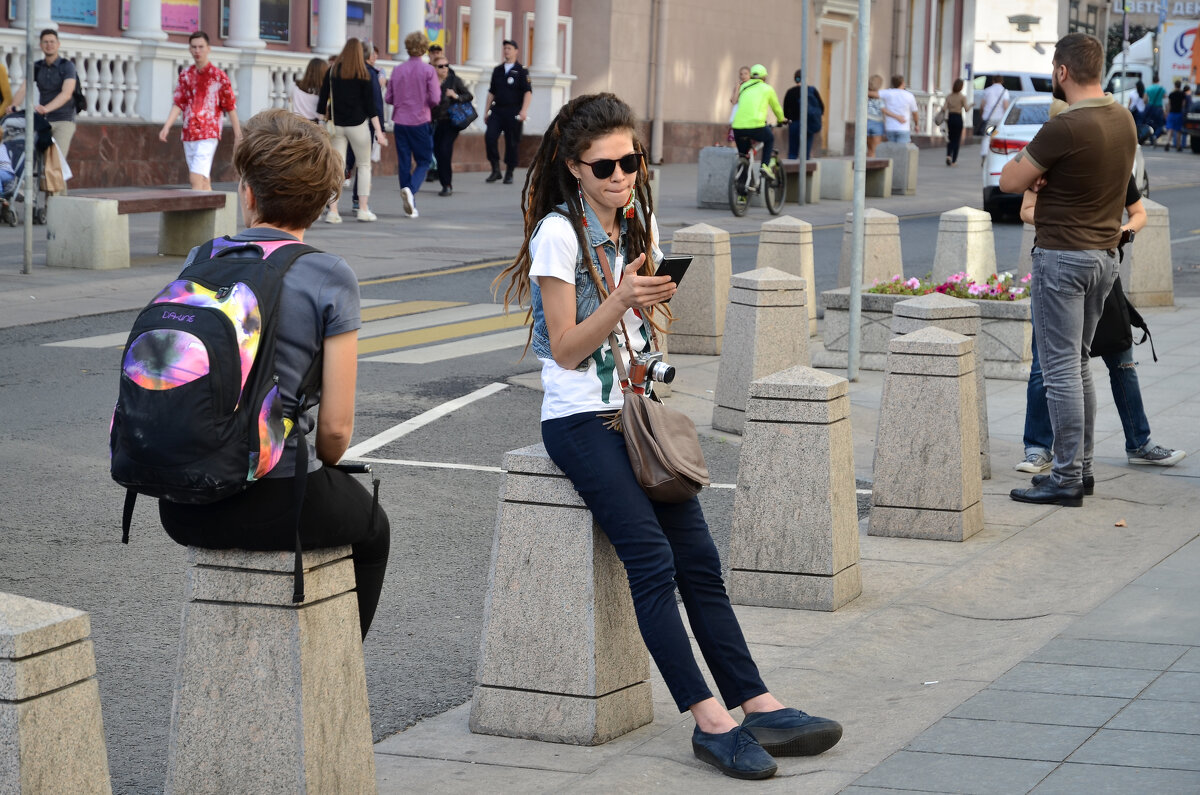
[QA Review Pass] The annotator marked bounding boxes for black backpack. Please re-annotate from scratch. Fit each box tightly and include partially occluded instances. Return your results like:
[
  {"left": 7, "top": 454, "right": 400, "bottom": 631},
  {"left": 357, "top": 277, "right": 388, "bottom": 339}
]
[
  {"left": 111, "top": 238, "right": 322, "bottom": 599},
  {"left": 1090, "top": 274, "right": 1156, "bottom": 361}
]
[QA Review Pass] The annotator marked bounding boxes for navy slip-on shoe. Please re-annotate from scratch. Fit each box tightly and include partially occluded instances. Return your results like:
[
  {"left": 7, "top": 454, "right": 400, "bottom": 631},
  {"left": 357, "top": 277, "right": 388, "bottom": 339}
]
[
  {"left": 741, "top": 708, "right": 843, "bottom": 757},
  {"left": 691, "top": 725, "right": 778, "bottom": 780}
]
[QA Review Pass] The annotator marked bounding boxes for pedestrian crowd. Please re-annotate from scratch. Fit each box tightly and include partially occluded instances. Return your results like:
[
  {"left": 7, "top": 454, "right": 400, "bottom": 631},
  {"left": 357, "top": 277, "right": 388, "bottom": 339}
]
[{"left": 1129, "top": 74, "right": 1192, "bottom": 151}]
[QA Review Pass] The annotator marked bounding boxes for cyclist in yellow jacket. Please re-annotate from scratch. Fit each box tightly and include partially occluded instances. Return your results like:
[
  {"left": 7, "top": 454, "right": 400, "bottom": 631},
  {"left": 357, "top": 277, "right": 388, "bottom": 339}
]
[{"left": 731, "top": 64, "right": 786, "bottom": 175}]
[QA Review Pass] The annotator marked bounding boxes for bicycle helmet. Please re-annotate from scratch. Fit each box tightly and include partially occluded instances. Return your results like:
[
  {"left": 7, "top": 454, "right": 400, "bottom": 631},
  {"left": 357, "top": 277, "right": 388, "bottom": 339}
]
[{"left": 750, "top": 64, "right": 768, "bottom": 79}]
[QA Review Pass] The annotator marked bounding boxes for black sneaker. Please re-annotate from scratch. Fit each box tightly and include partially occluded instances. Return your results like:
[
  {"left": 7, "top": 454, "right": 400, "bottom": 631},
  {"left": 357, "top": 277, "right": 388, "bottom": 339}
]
[
  {"left": 485, "top": 170, "right": 502, "bottom": 183},
  {"left": 741, "top": 708, "right": 843, "bottom": 757},
  {"left": 438, "top": 187, "right": 452, "bottom": 197},
  {"left": 1128, "top": 445, "right": 1186, "bottom": 467},
  {"left": 691, "top": 725, "right": 777, "bottom": 780}
]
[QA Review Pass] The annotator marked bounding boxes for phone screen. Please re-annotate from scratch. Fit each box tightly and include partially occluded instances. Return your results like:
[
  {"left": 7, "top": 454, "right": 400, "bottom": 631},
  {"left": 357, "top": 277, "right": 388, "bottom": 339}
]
[{"left": 657, "top": 255, "right": 693, "bottom": 290}]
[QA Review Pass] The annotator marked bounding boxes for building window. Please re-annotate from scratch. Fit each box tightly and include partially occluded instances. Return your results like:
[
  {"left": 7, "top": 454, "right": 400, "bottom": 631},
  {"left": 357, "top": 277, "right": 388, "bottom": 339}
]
[{"left": 1068, "top": 1, "right": 1098, "bottom": 36}]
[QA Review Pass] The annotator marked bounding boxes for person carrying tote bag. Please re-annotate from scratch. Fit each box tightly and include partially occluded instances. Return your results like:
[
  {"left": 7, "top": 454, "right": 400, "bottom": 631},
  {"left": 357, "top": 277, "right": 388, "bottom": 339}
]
[
  {"left": 317, "top": 38, "right": 387, "bottom": 223},
  {"left": 493, "top": 92, "right": 843, "bottom": 782}
]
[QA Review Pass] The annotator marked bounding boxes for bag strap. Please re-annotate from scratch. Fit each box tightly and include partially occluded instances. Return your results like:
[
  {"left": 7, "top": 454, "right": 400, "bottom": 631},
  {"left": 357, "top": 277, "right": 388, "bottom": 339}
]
[{"left": 593, "top": 243, "right": 663, "bottom": 394}]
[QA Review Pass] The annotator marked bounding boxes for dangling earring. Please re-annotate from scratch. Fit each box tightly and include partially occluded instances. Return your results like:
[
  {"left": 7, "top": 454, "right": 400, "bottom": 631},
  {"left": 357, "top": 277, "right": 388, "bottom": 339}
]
[
  {"left": 623, "top": 188, "right": 636, "bottom": 219},
  {"left": 577, "top": 179, "right": 589, "bottom": 227}
]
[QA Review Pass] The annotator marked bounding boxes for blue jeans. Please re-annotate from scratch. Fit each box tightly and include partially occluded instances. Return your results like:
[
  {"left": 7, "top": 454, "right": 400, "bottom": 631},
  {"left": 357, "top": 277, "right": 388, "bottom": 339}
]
[
  {"left": 886, "top": 130, "right": 911, "bottom": 143},
  {"left": 394, "top": 122, "right": 433, "bottom": 193},
  {"left": 541, "top": 411, "right": 767, "bottom": 712},
  {"left": 1025, "top": 330, "right": 1152, "bottom": 458},
  {"left": 0, "top": 169, "right": 13, "bottom": 194},
  {"left": 1030, "top": 247, "right": 1117, "bottom": 485},
  {"left": 787, "top": 120, "right": 817, "bottom": 160}
]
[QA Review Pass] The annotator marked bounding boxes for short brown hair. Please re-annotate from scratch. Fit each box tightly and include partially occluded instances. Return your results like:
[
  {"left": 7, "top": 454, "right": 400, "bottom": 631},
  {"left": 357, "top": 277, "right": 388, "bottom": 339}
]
[
  {"left": 233, "top": 109, "right": 342, "bottom": 229},
  {"left": 891, "top": 74, "right": 904, "bottom": 88},
  {"left": 189, "top": 31, "right": 210, "bottom": 45},
  {"left": 1054, "top": 33, "right": 1104, "bottom": 85},
  {"left": 405, "top": 31, "right": 429, "bottom": 57}
]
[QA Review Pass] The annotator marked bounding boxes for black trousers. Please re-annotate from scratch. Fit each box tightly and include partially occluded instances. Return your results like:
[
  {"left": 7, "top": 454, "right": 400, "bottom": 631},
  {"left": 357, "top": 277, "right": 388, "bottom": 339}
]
[
  {"left": 433, "top": 120, "right": 460, "bottom": 188},
  {"left": 485, "top": 110, "right": 523, "bottom": 170},
  {"left": 946, "top": 113, "right": 964, "bottom": 163},
  {"left": 159, "top": 466, "right": 390, "bottom": 638}
]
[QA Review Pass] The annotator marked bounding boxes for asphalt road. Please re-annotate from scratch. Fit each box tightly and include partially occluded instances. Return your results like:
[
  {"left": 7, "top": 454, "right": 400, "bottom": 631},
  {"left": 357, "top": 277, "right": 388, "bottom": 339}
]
[{"left": 1, "top": 162, "right": 1198, "bottom": 792}]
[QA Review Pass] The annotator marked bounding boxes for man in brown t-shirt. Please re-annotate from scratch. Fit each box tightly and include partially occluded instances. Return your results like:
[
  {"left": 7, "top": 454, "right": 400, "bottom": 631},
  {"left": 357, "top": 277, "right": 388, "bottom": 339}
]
[{"left": 999, "top": 33, "right": 1136, "bottom": 507}]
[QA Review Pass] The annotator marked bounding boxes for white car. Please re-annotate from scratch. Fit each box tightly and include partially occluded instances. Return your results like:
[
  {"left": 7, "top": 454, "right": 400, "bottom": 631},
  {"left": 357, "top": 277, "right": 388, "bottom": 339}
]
[{"left": 982, "top": 95, "right": 1147, "bottom": 220}]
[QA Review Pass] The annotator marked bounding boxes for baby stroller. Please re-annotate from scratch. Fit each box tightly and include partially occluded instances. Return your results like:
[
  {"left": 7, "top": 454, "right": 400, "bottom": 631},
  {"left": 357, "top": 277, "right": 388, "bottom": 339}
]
[{"left": 0, "top": 112, "right": 51, "bottom": 227}]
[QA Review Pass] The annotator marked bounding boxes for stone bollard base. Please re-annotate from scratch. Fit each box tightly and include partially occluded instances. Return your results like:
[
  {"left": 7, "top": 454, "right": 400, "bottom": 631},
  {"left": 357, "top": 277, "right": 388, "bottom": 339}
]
[
  {"left": 868, "top": 502, "right": 985, "bottom": 542},
  {"left": 728, "top": 567, "right": 862, "bottom": 612},
  {"left": 1, "top": 592, "right": 112, "bottom": 795},
  {"left": 470, "top": 445, "right": 652, "bottom": 746},
  {"left": 166, "top": 547, "right": 376, "bottom": 795}
]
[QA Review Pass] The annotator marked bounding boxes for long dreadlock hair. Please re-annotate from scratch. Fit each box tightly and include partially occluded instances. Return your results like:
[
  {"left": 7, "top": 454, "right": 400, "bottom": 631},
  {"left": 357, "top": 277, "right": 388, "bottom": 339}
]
[{"left": 493, "top": 93, "right": 671, "bottom": 347}]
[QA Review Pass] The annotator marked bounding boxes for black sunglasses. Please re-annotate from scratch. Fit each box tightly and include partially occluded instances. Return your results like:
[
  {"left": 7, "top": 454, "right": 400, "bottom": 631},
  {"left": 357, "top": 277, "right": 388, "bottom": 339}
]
[
  {"left": 435, "top": 64, "right": 449, "bottom": 69},
  {"left": 578, "top": 152, "right": 644, "bottom": 179}
]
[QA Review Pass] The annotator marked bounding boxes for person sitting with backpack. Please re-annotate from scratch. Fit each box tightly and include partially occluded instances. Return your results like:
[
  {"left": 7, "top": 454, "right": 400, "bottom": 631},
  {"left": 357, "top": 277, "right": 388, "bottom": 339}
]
[{"left": 115, "top": 108, "right": 390, "bottom": 638}]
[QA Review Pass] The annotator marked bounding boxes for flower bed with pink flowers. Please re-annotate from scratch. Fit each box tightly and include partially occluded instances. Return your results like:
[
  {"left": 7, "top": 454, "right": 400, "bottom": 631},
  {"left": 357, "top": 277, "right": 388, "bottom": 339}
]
[{"left": 867, "top": 271, "right": 1032, "bottom": 301}]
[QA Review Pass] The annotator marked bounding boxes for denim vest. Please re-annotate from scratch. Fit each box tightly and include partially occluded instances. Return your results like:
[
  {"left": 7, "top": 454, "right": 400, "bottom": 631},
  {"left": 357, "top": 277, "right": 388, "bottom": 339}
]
[{"left": 530, "top": 202, "right": 649, "bottom": 365}]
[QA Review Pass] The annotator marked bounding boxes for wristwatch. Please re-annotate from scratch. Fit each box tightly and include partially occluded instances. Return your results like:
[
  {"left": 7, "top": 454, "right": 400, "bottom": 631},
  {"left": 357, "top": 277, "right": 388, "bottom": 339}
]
[{"left": 1120, "top": 228, "right": 1135, "bottom": 245}]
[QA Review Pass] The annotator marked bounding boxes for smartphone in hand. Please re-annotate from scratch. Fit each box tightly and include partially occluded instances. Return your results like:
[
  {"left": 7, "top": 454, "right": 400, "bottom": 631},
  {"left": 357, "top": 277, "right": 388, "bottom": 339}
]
[{"left": 655, "top": 255, "right": 692, "bottom": 298}]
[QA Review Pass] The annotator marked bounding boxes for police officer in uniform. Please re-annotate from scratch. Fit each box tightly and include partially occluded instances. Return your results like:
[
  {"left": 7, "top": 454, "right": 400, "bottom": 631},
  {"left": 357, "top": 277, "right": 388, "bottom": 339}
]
[{"left": 484, "top": 39, "right": 532, "bottom": 184}]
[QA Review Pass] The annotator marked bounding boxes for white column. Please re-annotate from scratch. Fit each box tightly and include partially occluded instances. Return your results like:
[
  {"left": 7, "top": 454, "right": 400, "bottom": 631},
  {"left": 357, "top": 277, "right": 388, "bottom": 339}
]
[
  {"left": 316, "top": 0, "right": 348, "bottom": 56},
  {"left": 465, "top": 0, "right": 496, "bottom": 70},
  {"left": 531, "top": 0, "right": 559, "bottom": 72},
  {"left": 125, "top": 0, "right": 168, "bottom": 41},
  {"left": 398, "top": 0, "right": 425, "bottom": 41},
  {"left": 13, "top": 0, "right": 54, "bottom": 30},
  {"left": 225, "top": 0, "right": 266, "bottom": 49}
]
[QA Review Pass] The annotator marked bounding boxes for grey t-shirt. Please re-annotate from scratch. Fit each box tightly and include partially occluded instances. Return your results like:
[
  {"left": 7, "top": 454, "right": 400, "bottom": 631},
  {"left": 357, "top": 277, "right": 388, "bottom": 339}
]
[{"left": 181, "top": 228, "right": 361, "bottom": 477}]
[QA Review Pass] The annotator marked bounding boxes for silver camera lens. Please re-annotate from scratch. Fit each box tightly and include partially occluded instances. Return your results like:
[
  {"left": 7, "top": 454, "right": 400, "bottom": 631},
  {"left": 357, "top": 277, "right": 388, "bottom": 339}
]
[{"left": 648, "top": 361, "right": 676, "bottom": 384}]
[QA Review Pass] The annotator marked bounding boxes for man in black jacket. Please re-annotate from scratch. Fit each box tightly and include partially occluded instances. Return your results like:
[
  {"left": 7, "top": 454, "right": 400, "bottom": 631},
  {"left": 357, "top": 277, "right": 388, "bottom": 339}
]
[
  {"left": 484, "top": 40, "right": 532, "bottom": 184},
  {"left": 783, "top": 69, "right": 823, "bottom": 160}
]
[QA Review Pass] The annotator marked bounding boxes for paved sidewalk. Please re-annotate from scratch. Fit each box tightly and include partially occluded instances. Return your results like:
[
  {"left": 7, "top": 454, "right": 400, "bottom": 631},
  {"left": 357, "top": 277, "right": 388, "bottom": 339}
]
[
  {"left": 2, "top": 148, "right": 1196, "bottom": 792},
  {"left": 373, "top": 305, "right": 1199, "bottom": 793}
]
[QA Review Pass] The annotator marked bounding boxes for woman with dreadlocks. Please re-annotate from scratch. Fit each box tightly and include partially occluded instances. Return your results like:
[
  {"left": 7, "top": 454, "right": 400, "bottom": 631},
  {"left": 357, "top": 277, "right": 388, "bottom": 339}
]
[{"left": 494, "top": 93, "right": 842, "bottom": 780}]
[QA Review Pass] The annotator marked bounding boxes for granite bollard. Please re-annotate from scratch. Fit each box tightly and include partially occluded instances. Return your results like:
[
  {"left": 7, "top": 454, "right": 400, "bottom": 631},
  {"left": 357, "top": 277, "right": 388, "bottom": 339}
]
[
  {"left": 932, "top": 206, "right": 997, "bottom": 284},
  {"left": 869, "top": 327, "right": 984, "bottom": 542},
  {"left": 696, "top": 145, "right": 762, "bottom": 209},
  {"left": 166, "top": 547, "right": 376, "bottom": 795},
  {"left": 892, "top": 294, "right": 992, "bottom": 479},
  {"left": 712, "top": 268, "right": 810, "bottom": 435},
  {"left": 728, "top": 367, "right": 861, "bottom": 610},
  {"left": 470, "top": 444, "right": 652, "bottom": 745},
  {"left": 668, "top": 223, "right": 732, "bottom": 355},
  {"left": 1, "top": 592, "right": 112, "bottom": 794},
  {"left": 1120, "top": 198, "right": 1174, "bottom": 306},
  {"left": 838, "top": 208, "right": 903, "bottom": 288},
  {"left": 876, "top": 141, "right": 919, "bottom": 195},
  {"left": 755, "top": 215, "right": 818, "bottom": 336}
]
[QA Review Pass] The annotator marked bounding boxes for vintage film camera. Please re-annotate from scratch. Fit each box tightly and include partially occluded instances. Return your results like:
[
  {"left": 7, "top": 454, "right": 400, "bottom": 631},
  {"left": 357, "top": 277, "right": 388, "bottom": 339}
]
[{"left": 628, "top": 350, "right": 675, "bottom": 396}]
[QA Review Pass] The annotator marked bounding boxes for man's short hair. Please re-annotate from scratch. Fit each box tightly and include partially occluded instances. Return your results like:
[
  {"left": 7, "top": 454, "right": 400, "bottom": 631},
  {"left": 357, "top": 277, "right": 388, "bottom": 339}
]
[
  {"left": 502, "top": 39, "right": 518, "bottom": 49},
  {"left": 891, "top": 74, "right": 904, "bottom": 88},
  {"left": 39, "top": 29, "right": 58, "bottom": 41},
  {"left": 404, "top": 30, "right": 429, "bottom": 57},
  {"left": 428, "top": 43, "right": 443, "bottom": 52},
  {"left": 189, "top": 31, "right": 211, "bottom": 45},
  {"left": 234, "top": 109, "right": 343, "bottom": 230},
  {"left": 793, "top": 69, "right": 803, "bottom": 82},
  {"left": 1053, "top": 33, "right": 1103, "bottom": 85},
  {"left": 992, "top": 74, "right": 1004, "bottom": 84},
  {"left": 1175, "top": 79, "right": 1183, "bottom": 89}
]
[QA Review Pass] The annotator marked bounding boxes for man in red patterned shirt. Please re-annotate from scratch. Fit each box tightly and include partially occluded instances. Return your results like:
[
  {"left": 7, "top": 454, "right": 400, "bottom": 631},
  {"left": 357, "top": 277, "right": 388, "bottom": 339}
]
[{"left": 158, "top": 31, "right": 241, "bottom": 191}]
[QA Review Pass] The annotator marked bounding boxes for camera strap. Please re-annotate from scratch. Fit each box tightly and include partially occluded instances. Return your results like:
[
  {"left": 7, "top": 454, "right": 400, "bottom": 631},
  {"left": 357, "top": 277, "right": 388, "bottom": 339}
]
[{"left": 592, "top": 244, "right": 662, "bottom": 394}]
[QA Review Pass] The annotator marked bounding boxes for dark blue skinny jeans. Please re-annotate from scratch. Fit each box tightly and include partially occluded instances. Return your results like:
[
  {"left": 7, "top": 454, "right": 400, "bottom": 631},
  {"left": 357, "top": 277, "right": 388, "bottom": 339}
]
[
  {"left": 394, "top": 122, "right": 433, "bottom": 192},
  {"left": 1024, "top": 326, "right": 1152, "bottom": 459},
  {"left": 542, "top": 410, "right": 768, "bottom": 713}
]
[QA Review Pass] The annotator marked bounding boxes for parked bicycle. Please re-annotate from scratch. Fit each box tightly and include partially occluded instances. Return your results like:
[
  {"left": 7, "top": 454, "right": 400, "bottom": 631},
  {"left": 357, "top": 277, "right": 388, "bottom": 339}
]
[{"left": 728, "top": 135, "right": 785, "bottom": 217}]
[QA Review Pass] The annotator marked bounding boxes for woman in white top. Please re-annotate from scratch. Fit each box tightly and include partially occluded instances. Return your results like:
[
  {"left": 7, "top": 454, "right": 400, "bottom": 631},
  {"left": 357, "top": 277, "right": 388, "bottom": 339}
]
[
  {"left": 494, "top": 92, "right": 842, "bottom": 781},
  {"left": 289, "top": 58, "right": 327, "bottom": 122}
]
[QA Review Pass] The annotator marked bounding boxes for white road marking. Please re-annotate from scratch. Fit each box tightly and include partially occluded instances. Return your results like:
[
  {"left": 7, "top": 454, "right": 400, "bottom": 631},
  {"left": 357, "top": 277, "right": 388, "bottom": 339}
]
[
  {"left": 358, "top": 303, "right": 505, "bottom": 339},
  {"left": 362, "top": 328, "right": 529, "bottom": 364},
  {"left": 342, "top": 382, "right": 509, "bottom": 460},
  {"left": 45, "top": 331, "right": 129, "bottom": 348},
  {"left": 1169, "top": 236, "right": 1199, "bottom": 244}
]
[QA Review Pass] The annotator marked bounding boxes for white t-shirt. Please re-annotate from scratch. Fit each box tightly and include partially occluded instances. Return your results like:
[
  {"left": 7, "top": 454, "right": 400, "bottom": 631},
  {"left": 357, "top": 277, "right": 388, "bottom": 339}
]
[
  {"left": 529, "top": 214, "right": 662, "bottom": 422},
  {"left": 980, "top": 83, "right": 1010, "bottom": 123},
  {"left": 879, "top": 88, "right": 918, "bottom": 132}
]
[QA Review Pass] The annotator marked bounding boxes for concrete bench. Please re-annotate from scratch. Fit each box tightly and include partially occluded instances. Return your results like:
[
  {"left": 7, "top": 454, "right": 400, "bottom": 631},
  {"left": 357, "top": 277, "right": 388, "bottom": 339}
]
[
  {"left": 816, "top": 157, "right": 892, "bottom": 200},
  {"left": 1, "top": 591, "right": 112, "bottom": 793},
  {"left": 780, "top": 159, "right": 820, "bottom": 203},
  {"left": 47, "top": 189, "right": 236, "bottom": 270},
  {"left": 166, "top": 546, "right": 376, "bottom": 794},
  {"left": 470, "top": 444, "right": 652, "bottom": 745}
]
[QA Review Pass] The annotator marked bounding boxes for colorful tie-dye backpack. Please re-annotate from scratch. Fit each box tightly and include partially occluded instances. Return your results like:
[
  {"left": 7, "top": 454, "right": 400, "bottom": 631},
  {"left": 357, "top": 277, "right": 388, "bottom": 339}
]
[{"left": 111, "top": 238, "right": 321, "bottom": 594}]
